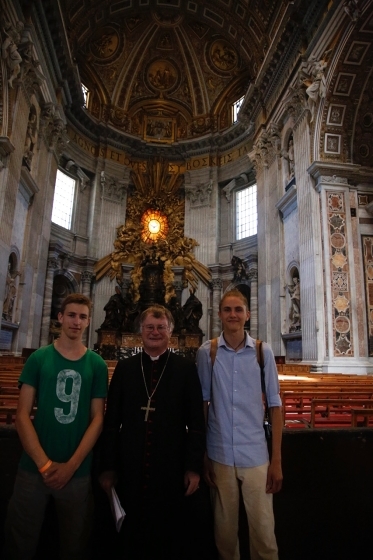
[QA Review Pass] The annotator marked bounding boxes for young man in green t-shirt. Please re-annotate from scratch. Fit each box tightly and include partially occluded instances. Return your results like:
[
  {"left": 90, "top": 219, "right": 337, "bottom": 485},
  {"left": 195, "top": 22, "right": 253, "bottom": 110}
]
[{"left": 5, "top": 293, "right": 108, "bottom": 560}]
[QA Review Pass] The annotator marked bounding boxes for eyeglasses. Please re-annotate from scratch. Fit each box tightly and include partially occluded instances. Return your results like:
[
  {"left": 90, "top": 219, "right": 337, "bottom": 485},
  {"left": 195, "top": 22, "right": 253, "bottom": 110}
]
[{"left": 142, "top": 325, "right": 170, "bottom": 332}]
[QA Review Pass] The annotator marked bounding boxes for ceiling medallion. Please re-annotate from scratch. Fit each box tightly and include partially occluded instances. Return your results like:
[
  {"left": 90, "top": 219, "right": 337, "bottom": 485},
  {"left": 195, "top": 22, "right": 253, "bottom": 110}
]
[
  {"left": 208, "top": 39, "right": 238, "bottom": 73},
  {"left": 146, "top": 59, "right": 179, "bottom": 92},
  {"left": 141, "top": 209, "right": 169, "bottom": 243},
  {"left": 89, "top": 26, "right": 122, "bottom": 63}
]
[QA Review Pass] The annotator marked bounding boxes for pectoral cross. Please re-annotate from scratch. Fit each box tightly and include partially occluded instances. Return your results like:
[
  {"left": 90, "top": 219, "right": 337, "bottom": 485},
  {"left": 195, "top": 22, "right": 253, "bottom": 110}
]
[{"left": 141, "top": 398, "right": 155, "bottom": 421}]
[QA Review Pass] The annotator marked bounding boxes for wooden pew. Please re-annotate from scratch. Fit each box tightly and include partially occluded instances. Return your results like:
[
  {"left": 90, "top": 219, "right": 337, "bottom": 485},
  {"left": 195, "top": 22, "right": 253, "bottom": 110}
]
[
  {"left": 0, "top": 406, "right": 17, "bottom": 424},
  {"left": 351, "top": 407, "right": 373, "bottom": 427},
  {"left": 0, "top": 357, "right": 120, "bottom": 425},
  {"left": 282, "top": 389, "right": 373, "bottom": 427},
  {"left": 0, "top": 404, "right": 36, "bottom": 425},
  {"left": 278, "top": 364, "right": 311, "bottom": 374},
  {"left": 280, "top": 371, "right": 372, "bottom": 378},
  {"left": 0, "top": 356, "right": 25, "bottom": 365},
  {"left": 310, "top": 398, "right": 373, "bottom": 428},
  {"left": 280, "top": 378, "right": 373, "bottom": 389},
  {"left": 280, "top": 369, "right": 373, "bottom": 428},
  {"left": 0, "top": 374, "right": 21, "bottom": 386}
]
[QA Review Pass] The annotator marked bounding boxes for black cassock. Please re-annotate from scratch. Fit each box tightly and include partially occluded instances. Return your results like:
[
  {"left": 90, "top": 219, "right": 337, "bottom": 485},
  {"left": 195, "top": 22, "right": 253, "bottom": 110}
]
[{"left": 100, "top": 349, "right": 206, "bottom": 559}]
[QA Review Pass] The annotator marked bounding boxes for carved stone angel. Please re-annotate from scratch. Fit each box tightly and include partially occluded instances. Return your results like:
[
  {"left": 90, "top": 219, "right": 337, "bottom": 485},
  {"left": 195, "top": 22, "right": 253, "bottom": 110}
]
[
  {"left": 282, "top": 136, "right": 295, "bottom": 183},
  {"left": 23, "top": 109, "right": 38, "bottom": 167},
  {"left": 343, "top": 0, "right": 361, "bottom": 22},
  {"left": 301, "top": 51, "right": 331, "bottom": 122},
  {"left": 1, "top": 20, "right": 24, "bottom": 88}
]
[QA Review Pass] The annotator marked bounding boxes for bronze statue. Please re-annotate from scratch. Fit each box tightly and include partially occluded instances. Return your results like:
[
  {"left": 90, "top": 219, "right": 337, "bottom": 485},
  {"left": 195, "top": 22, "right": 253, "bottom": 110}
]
[
  {"left": 181, "top": 289, "right": 203, "bottom": 334},
  {"left": 100, "top": 286, "right": 127, "bottom": 331}
]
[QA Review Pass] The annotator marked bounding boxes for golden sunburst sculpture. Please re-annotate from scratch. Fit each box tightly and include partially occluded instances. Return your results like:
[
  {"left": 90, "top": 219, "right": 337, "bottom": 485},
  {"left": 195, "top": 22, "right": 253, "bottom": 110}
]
[{"left": 94, "top": 158, "right": 211, "bottom": 302}]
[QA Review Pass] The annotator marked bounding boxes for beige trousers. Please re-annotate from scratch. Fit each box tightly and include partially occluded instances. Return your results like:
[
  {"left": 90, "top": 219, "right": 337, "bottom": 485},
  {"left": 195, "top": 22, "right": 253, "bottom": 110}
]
[{"left": 211, "top": 460, "right": 279, "bottom": 560}]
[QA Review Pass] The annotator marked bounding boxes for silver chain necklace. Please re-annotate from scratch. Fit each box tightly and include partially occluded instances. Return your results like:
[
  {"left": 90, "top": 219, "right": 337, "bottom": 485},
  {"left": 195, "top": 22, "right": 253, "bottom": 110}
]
[{"left": 140, "top": 350, "right": 170, "bottom": 421}]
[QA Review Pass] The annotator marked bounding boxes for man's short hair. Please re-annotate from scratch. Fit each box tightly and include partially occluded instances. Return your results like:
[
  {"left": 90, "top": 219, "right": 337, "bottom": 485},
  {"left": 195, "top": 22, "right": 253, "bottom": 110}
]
[
  {"left": 60, "top": 293, "right": 92, "bottom": 316},
  {"left": 139, "top": 305, "right": 174, "bottom": 331},
  {"left": 219, "top": 289, "right": 249, "bottom": 311}
]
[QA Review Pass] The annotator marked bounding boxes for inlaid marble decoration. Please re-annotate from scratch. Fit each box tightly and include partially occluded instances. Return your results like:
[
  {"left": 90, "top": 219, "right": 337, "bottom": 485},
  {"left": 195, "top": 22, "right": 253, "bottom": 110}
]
[
  {"left": 327, "top": 192, "right": 353, "bottom": 356},
  {"left": 362, "top": 236, "right": 373, "bottom": 356}
]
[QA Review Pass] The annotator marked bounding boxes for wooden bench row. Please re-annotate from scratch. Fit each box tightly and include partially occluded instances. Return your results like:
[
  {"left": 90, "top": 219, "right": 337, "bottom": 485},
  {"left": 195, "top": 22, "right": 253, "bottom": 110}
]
[
  {"left": 310, "top": 398, "right": 373, "bottom": 428},
  {"left": 282, "top": 387, "right": 373, "bottom": 428},
  {"left": 0, "top": 356, "right": 25, "bottom": 364},
  {"left": 1, "top": 356, "right": 373, "bottom": 429},
  {"left": 0, "top": 405, "right": 36, "bottom": 425}
]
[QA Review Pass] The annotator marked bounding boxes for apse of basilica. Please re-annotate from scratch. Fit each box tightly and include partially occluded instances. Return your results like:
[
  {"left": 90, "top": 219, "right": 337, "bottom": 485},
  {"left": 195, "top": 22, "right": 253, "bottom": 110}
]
[{"left": 0, "top": 0, "right": 373, "bottom": 372}]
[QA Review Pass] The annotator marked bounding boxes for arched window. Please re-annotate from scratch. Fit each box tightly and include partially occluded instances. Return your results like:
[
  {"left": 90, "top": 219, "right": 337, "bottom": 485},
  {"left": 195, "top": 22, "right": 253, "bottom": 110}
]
[
  {"left": 51, "top": 169, "right": 76, "bottom": 230},
  {"left": 231, "top": 95, "right": 244, "bottom": 123},
  {"left": 81, "top": 83, "right": 90, "bottom": 108},
  {"left": 236, "top": 184, "right": 257, "bottom": 240}
]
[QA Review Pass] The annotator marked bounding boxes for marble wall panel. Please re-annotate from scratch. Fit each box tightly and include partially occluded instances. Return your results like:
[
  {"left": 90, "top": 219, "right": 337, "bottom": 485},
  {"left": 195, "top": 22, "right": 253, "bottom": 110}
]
[
  {"left": 362, "top": 236, "right": 373, "bottom": 356},
  {"left": 327, "top": 191, "right": 353, "bottom": 357}
]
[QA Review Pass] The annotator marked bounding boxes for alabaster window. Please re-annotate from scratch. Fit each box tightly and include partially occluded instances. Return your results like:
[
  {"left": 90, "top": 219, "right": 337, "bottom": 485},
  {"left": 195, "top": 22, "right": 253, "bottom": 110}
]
[
  {"left": 141, "top": 209, "right": 169, "bottom": 243},
  {"left": 232, "top": 95, "right": 244, "bottom": 123},
  {"left": 81, "top": 83, "right": 90, "bottom": 109},
  {"left": 236, "top": 184, "right": 257, "bottom": 240},
  {"left": 51, "top": 169, "right": 76, "bottom": 230}
]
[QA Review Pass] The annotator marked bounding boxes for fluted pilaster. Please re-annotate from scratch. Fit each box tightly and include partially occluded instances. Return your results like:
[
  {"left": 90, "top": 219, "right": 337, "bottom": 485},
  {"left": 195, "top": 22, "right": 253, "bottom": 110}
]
[
  {"left": 293, "top": 116, "right": 323, "bottom": 361},
  {"left": 249, "top": 269, "right": 258, "bottom": 339},
  {"left": 40, "top": 258, "right": 58, "bottom": 346},
  {"left": 81, "top": 270, "right": 93, "bottom": 345},
  {"left": 211, "top": 278, "right": 222, "bottom": 338}
]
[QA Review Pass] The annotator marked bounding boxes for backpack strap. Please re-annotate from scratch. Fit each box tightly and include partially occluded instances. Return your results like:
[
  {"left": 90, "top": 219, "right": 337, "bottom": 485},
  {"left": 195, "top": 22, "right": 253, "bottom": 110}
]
[
  {"left": 210, "top": 337, "right": 218, "bottom": 367},
  {"left": 211, "top": 337, "right": 264, "bottom": 374},
  {"left": 256, "top": 339, "right": 269, "bottom": 414},
  {"left": 256, "top": 339, "right": 264, "bottom": 382}
]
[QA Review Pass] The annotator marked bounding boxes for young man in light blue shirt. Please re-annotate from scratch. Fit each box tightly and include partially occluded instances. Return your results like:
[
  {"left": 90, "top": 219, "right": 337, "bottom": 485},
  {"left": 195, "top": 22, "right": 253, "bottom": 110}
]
[{"left": 196, "top": 289, "right": 282, "bottom": 560}]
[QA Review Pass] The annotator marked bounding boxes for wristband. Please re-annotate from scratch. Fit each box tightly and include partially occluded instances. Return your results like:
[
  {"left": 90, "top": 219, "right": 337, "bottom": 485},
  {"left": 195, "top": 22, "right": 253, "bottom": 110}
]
[{"left": 38, "top": 459, "right": 52, "bottom": 473}]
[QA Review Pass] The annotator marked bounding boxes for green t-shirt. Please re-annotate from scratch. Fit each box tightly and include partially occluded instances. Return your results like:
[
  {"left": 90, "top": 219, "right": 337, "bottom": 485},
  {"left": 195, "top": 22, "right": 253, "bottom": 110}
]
[{"left": 19, "top": 345, "right": 108, "bottom": 477}]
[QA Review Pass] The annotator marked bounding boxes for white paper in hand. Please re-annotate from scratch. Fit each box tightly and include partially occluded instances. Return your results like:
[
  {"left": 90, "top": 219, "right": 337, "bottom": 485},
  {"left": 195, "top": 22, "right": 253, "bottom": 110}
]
[{"left": 110, "top": 487, "right": 126, "bottom": 532}]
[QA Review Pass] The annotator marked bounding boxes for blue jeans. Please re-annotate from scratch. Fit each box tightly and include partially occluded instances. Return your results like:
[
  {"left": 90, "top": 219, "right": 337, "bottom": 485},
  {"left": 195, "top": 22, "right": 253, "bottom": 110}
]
[{"left": 4, "top": 469, "right": 93, "bottom": 560}]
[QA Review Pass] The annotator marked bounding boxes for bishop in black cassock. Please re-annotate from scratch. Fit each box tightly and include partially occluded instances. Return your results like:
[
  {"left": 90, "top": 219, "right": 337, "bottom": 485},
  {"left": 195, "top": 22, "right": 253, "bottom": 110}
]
[{"left": 99, "top": 305, "right": 206, "bottom": 560}]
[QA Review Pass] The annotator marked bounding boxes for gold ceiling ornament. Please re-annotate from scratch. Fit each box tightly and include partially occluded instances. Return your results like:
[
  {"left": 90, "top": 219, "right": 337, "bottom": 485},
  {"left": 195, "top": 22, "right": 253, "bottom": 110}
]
[{"left": 94, "top": 158, "right": 211, "bottom": 301}]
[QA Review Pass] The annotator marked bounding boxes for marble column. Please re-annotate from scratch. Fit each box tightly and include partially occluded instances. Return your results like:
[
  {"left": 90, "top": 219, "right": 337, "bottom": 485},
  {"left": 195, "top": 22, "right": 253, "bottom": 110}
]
[
  {"left": 249, "top": 268, "right": 258, "bottom": 339},
  {"left": 211, "top": 278, "right": 222, "bottom": 338},
  {"left": 81, "top": 270, "right": 93, "bottom": 346},
  {"left": 40, "top": 257, "right": 58, "bottom": 346}
]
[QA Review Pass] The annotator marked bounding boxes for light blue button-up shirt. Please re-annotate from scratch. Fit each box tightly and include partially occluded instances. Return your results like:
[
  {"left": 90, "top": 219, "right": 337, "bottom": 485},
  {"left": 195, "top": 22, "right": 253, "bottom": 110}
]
[{"left": 196, "top": 333, "right": 282, "bottom": 468}]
